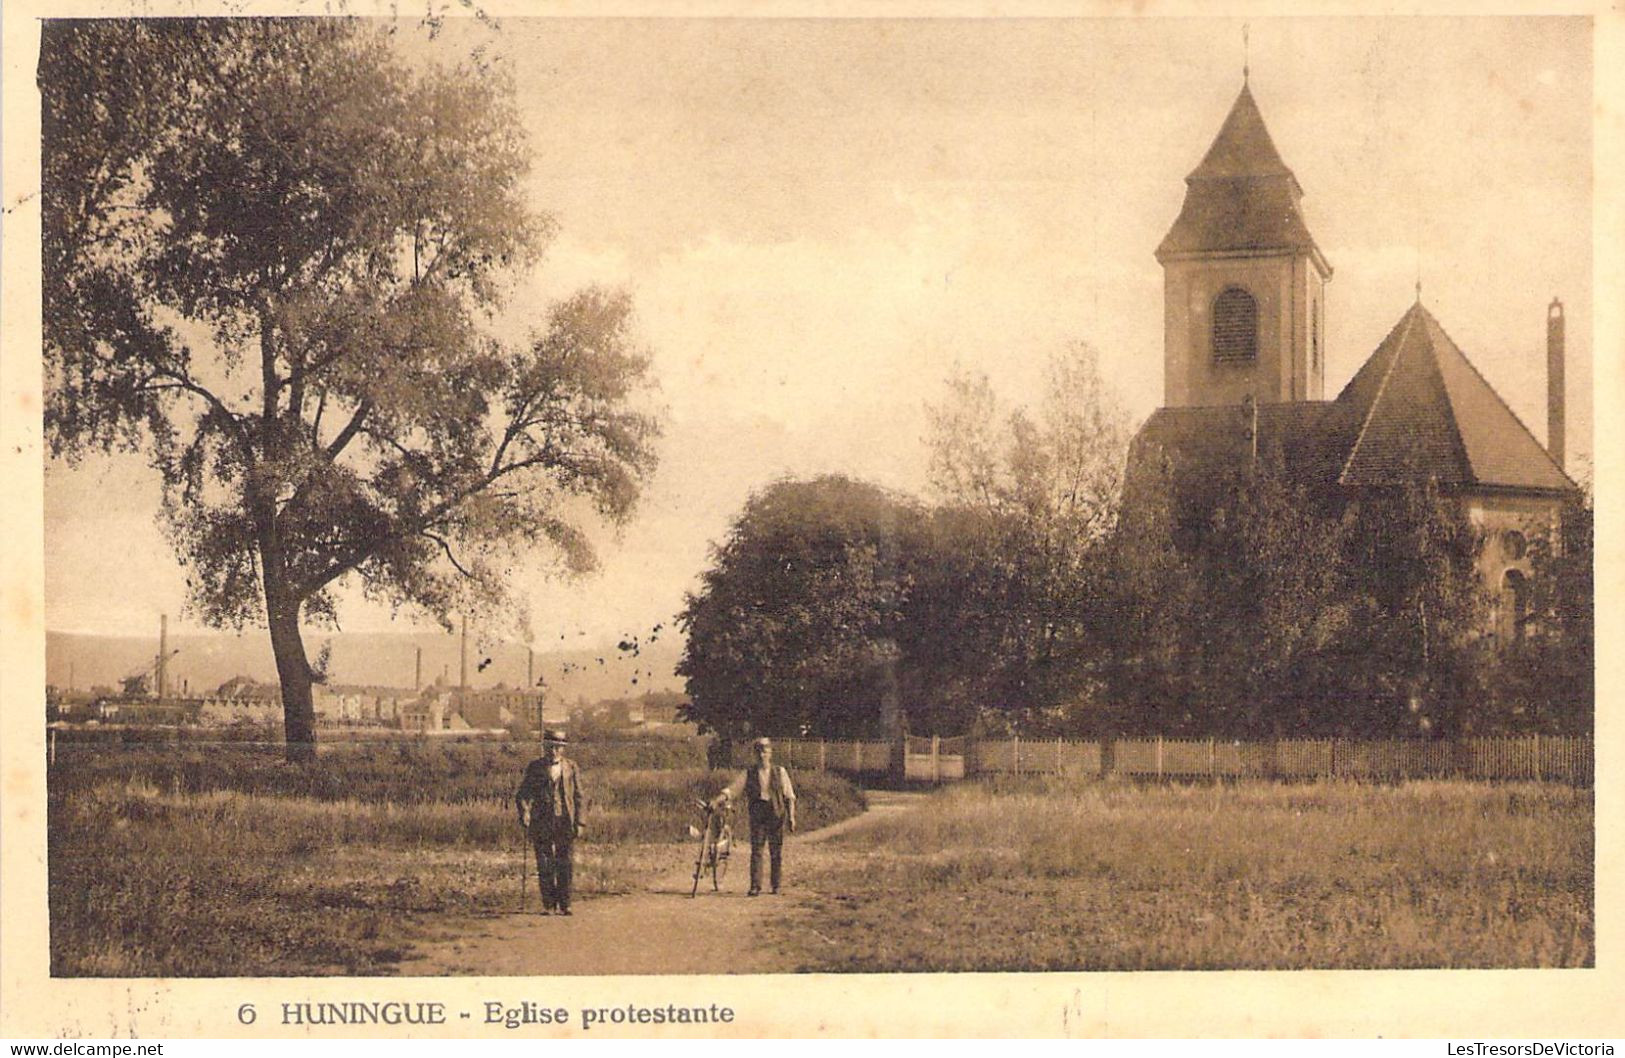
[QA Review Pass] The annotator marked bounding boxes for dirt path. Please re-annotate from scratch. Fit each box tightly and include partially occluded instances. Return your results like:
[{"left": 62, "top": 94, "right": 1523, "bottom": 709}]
[{"left": 397, "top": 791, "right": 925, "bottom": 976}]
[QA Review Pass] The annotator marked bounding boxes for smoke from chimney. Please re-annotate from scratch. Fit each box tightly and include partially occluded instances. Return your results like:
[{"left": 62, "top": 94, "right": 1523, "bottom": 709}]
[{"left": 1547, "top": 298, "right": 1565, "bottom": 471}]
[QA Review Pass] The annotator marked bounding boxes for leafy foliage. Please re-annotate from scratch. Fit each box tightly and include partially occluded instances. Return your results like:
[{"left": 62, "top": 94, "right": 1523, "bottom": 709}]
[
  {"left": 678, "top": 476, "right": 921, "bottom": 740},
  {"left": 1476, "top": 497, "right": 1593, "bottom": 734},
  {"left": 679, "top": 346, "right": 1135, "bottom": 740},
  {"left": 683, "top": 380, "right": 1579, "bottom": 740},
  {"left": 1102, "top": 450, "right": 1500, "bottom": 738},
  {"left": 918, "top": 343, "right": 1131, "bottom": 732}
]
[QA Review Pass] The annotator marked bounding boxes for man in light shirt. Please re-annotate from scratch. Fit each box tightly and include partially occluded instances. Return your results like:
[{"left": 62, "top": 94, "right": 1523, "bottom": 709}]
[
  {"left": 717, "top": 737, "right": 797, "bottom": 896},
  {"left": 515, "top": 728, "right": 586, "bottom": 915}
]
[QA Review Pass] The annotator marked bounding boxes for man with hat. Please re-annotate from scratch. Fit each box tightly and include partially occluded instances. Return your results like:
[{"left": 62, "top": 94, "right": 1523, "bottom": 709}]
[
  {"left": 515, "top": 728, "right": 586, "bottom": 915},
  {"left": 716, "top": 737, "right": 797, "bottom": 896}
]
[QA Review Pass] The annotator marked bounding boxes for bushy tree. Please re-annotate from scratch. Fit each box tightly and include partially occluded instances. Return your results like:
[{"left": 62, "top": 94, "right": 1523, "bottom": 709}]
[
  {"left": 682, "top": 345, "right": 1135, "bottom": 741},
  {"left": 1088, "top": 468, "right": 1200, "bottom": 734},
  {"left": 1102, "top": 455, "right": 1492, "bottom": 738},
  {"left": 921, "top": 342, "right": 1130, "bottom": 730},
  {"left": 677, "top": 477, "right": 920, "bottom": 742},
  {"left": 1480, "top": 497, "right": 1593, "bottom": 734},
  {"left": 42, "top": 20, "right": 659, "bottom": 757},
  {"left": 1330, "top": 479, "right": 1490, "bottom": 736}
]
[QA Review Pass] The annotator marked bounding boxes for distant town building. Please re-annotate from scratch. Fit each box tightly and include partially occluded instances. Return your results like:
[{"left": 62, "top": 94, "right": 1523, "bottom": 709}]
[
  {"left": 458, "top": 685, "right": 544, "bottom": 730},
  {"left": 196, "top": 676, "right": 281, "bottom": 726}
]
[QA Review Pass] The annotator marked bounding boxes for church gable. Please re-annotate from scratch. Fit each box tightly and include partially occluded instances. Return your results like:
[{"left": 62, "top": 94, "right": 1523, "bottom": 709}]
[
  {"left": 1338, "top": 303, "right": 1573, "bottom": 494},
  {"left": 1338, "top": 306, "right": 1474, "bottom": 488},
  {"left": 1425, "top": 314, "right": 1573, "bottom": 492}
]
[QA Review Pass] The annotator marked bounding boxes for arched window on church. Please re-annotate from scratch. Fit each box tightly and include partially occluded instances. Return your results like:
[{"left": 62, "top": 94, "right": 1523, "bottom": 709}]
[
  {"left": 1213, "top": 286, "right": 1258, "bottom": 365},
  {"left": 1500, "top": 568, "right": 1530, "bottom": 644},
  {"left": 1312, "top": 298, "right": 1322, "bottom": 377}
]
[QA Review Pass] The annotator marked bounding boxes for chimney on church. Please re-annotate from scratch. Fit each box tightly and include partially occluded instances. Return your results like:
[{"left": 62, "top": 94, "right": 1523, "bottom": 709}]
[{"left": 1547, "top": 298, "right": 1565, "bottom": 470}]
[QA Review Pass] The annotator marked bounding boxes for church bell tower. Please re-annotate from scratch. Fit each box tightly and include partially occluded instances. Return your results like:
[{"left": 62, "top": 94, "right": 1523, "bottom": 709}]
[{"left": 1156, "top": 82, "right": 1332, "bottom": 408}]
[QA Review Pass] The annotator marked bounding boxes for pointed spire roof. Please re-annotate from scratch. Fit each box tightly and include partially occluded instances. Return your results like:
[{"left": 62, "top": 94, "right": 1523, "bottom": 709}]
[
  {"left": 1187, "top": 83, "right": 1298, "bottom": 185},
  {"left": 1336, "top": 301, "right": 1574, "bottom": 493},
  {"left": 1156, "top": 84, "right": 1329, "bottom": 273}
]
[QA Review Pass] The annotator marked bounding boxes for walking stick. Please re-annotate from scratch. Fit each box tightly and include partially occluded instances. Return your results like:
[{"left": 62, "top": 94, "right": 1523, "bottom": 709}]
[{"left": 518, "top": 824, "right": 528, "bottom": 913}]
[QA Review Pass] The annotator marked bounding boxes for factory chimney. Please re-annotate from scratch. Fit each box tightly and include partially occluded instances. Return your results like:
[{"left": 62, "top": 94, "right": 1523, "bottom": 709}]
[
  {"left": 458, "top": 617, "right": 471, "bottom": 698},
  {"left": 156, "top": 614, "right": 169, "bottom": 701},
  {"left": 1547, "top": 298, "right": 1565, "bottom": 470},
  {"left": 414, "top": 646, "right": 422, "bottom": 691}
]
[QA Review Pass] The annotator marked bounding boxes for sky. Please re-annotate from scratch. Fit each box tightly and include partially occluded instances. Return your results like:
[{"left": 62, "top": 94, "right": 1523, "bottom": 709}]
[{"left": 42, "top": 16, "right": 1594, "bottom": 647}]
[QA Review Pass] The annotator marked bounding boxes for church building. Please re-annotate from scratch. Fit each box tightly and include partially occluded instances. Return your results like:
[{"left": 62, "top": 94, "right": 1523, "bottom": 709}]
[{"left": 1126, "top": 79, "right": 1579, "bottom": 641}]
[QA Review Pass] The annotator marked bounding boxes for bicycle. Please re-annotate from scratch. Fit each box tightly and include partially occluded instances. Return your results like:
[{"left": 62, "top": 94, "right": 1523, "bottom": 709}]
[{"left": 689, "top": 795, "right": 733, "bottom": 896}]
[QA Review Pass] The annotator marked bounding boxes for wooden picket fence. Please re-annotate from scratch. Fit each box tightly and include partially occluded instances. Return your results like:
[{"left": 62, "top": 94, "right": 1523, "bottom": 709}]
[
  {"left": 729, "top": 737, "right": 892, "bottom": 774},
  {"left": 731, "top": 733, "right": 1592, "bottom": 786}
]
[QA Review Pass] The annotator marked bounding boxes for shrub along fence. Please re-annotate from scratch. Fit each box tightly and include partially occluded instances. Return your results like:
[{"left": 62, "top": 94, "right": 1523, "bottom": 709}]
[{"left": 729, "top": 734, "right": 1593, "bottom": 787}]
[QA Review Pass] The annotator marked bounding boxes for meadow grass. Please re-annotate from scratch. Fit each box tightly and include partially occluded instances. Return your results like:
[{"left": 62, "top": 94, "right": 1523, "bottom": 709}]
[
  {"left": 49, "top": 738, "right": 712, "bottom": 808},
  {"left": 782, "top": 776, "right": 1593, "bottom": 971},
  {"left": 48, "top": 752, "right": 865, "bottom": 977}
]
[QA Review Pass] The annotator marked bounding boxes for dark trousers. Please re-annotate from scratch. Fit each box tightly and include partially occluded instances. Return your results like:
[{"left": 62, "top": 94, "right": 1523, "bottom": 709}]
[
  {"left": 531, "top": 817, "right": 575, "bottom": 911},
  {"left": 748, "top": 800, "right": 785, "bottom": 893}
]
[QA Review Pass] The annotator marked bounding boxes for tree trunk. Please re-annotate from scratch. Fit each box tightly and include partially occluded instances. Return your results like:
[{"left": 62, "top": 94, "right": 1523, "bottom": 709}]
[{"left": 266, "top": 585, "right": 317, "bottom": 763}]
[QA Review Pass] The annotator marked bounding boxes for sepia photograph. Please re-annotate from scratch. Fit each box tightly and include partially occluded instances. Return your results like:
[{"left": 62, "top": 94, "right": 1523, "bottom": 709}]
[{"left": 2, "top": 1, "right": 1617, "bottom": 1040}]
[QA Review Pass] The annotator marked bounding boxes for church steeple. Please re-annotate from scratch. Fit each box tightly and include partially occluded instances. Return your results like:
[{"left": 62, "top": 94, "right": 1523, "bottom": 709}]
[
  {"left": 1156, "top": 83, "right": 1332, "bottom": 408},
  {"left": 1186, "top": 83, "right": 1294, "bottom": 183},
  {"left": 1157, "top": 84, "right": 1325, "bottom": 265}
]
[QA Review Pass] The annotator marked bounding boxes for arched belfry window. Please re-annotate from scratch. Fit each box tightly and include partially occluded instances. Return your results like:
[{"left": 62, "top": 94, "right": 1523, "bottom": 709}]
[
  {"left": 1312, "top": 299, "right": 1322, "bottom": 375},
  {"left": 1213, "top": 287, "right": 1258, "bottom": 365}
]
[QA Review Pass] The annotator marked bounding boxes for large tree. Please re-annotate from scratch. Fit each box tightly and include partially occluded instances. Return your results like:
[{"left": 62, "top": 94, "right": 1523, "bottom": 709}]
[
  {"left": 1328, "top": 478, "right": 1490, "bottom": 736},
  {"left": 1103, "top": 452, "right": 1491, "bottom": 738},
  {"left": 42, "top": 20, "right": 660, "bottom": 757},
  {"left": 677, "top": 476, "right": 920, "bottom": 742},
  {"left": 921, "top": 342, "right": 1130, "bottom": 731}
]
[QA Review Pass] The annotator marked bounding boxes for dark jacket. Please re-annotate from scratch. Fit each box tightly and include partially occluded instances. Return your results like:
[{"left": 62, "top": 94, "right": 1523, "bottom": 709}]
[
  {"left": 743, "top": 763, "right": 793, "bottom": 821},
  {"left": 516, "top": 756, "right": 586, "bottom": 834}
]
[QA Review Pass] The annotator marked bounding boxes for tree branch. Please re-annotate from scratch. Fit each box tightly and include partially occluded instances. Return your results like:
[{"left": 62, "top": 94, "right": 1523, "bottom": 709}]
[
  {"left": 422, "top": 530, "right": 473, "bottom": 578},
  {"left": 297, "top": 446, "right": 557, "bottom": 597},
  {"left": 141, "top": 362, "right": 255, "bottom": 457},
  {"left": 325, "top": 398, "right": 372, "bottom": 459}
]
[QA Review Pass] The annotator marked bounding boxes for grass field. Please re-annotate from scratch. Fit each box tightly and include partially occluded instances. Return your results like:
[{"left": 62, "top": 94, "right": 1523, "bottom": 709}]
[
  {"left": 781, "top": 777, "right": 1593, "bottom": 971},
  {"left": 48, "top": 745, "right": 1592, "bottom": 975},
  {"left": 47, "top": 744, "right": 865, "bottom": 976}
]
